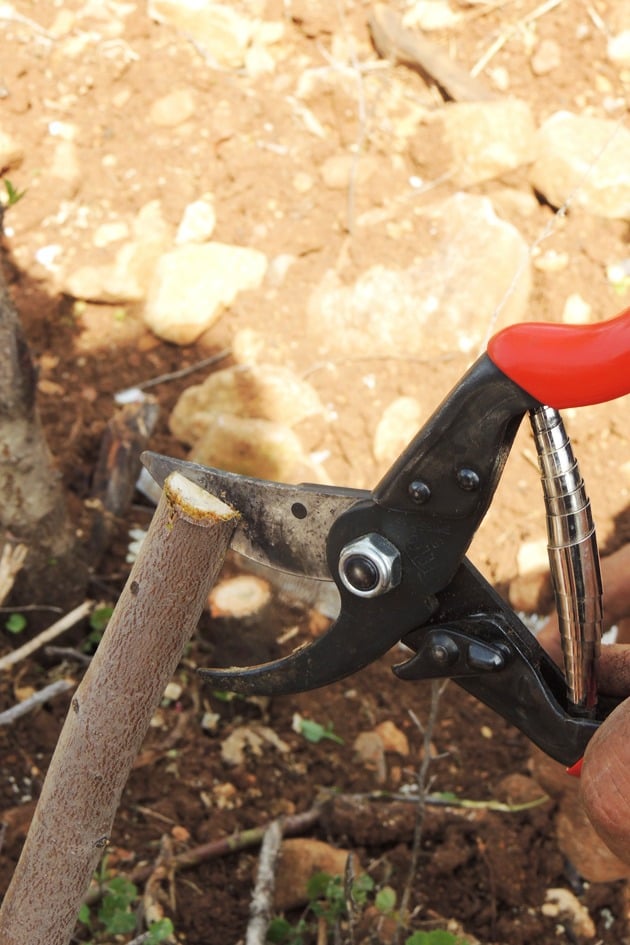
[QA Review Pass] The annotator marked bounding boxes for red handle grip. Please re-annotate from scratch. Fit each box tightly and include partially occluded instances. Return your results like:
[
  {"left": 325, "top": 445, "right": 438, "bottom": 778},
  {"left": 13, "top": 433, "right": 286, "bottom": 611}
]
[{"left": 487, "top": 307, "right": 630, "bottom": 409}]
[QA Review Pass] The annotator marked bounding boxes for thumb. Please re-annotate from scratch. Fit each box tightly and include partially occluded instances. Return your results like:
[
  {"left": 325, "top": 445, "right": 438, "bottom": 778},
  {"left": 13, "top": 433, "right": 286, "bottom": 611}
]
[{"left": 581, "top": 698, "right": 630, "bottom": 865}]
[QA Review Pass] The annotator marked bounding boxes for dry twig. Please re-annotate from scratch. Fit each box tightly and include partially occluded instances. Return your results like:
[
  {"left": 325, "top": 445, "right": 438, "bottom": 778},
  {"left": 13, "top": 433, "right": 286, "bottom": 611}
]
[
  {"left": 245, "top": 819, "right": 284, "bottom": 945},
  {"left": 0, "top": 600, "right": 92, "bottom": 672},
  {"left": 0, "top": 679, "right": 74, "bottom": 726}
]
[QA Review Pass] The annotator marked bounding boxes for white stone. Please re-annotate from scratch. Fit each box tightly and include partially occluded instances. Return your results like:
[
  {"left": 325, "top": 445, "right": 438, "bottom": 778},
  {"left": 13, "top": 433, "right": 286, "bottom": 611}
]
[
  {"left": 169, "top": 363, "right": 322, "bottom": 444},
  {"left": 562, "top": 293, "right": 592, "bottom": 324},
  {"left": 147, "top": 0, "right": 253, "bottom": 67},
  {"left": 608, "top": 31, "right": 630, "bottom": 67},
  {"left": 531, "top": 38, "right": 561, "bottom": 75},
  {"left": 307, "top": 193, "right": 530, "bottom": 358},
  {"left": 143, "top": 242, "right": 268, "bottom": 344},
  {"left": 175, "top": 198, "right": 216, "bottom": 244},
  {"left": 529, "top": 112, "right": 630, "bottom": 220},
  {"left": 149, "top": 88, "right": 196, "bottom": 127},
  {"left": 0, "top": 130, "right": 23, "bottom": 171},
  {"left": 437, "top": 99, "right": 536, "bottom": 186},
  {"left": 373, "top": 397, "right": 422, "bottom": 464}
]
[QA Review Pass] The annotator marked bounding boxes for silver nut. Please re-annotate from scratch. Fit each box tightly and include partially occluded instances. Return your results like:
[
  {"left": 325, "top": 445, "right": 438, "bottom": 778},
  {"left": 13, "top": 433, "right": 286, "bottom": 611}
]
[{"left": 338, "top": 533, "right": 402, "bottom": 598}]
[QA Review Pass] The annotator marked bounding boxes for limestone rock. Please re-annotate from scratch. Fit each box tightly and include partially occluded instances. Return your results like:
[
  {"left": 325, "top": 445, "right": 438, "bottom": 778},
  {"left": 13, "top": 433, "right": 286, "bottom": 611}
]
[
  {"left": 175, "top": 197, "right": 216, "bottom": 244},
  {"left": 147, "top": 0, "right": 253, "bottom": 67},
  {"left": 608, "top": 31, "right": 630, "bottom": 67},
  {"left": 373, "top": 397, "right": 422, "bottom": 465},
  {"left": 0, "top": 130, "right": 23, "bottom": 171},
  {"left": 149, "top": 88, "right": 196, "bottom": 127},
  {"left": 61, "top": 200, "right": 173, "bottom": 303},
  {"left": 437, "top": 99, "right": 536, "bottom": 186},
  {"left": 274, "top": 838, "right": 357, "bottom": 911},
  {"left": 529, "top": 112, "right": 630, "bottom": 220},
  {"left": 143, "top": 242, "right": 267, "bottom": 344},
  {"left": 189, "top": 414, "right": 322, "bottom": 482},
  {"left": 308, "top": 193, "right": 530, "bottom": 358},
  {"left": 169, "top": 364, "right": 322, "bottom": 444}
]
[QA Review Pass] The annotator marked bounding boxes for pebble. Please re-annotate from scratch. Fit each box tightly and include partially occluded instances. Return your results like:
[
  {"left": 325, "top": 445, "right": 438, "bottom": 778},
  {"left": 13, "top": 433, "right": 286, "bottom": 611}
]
[
  {"left": 307, "top": 193, "right": 530, "bottom": 358},
  {"left": 529, "top": 112, "right": 630, "bottom": 220},
  {"left": 149, "top": 88, "right": 196, "bottom": 127},
  {"left": 608, "top": 31, "right": 630, "bottom": 67},
  {"left": 143, "top": 242, "right": 268, "bottom": 344},
  {"left": 530, "top": 38, "right": 561, "bottom": 75},
  {"left": 562, "top": 292, "right": 592, "bottom": 324},
  {"left": 175, "top": 197, "right": 216, "bottom": 244}
]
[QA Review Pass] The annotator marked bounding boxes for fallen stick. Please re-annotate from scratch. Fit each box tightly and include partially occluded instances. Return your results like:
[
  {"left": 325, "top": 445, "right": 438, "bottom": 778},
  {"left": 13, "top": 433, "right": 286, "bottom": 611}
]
[
  {"left": 0, "top": 472, "right": 239, "bottom": 945},
  {"left": 368, "top": 3, "right": 497, "bottom": 102},
  {"left": 246, "top": 819, "right": 284, "bottom": 945},
  {"left": 0, "top": 600, "right": 92, "bottom": 672},
  {"left": 0, "top": 678, "right": 74, "bottom": 726}
]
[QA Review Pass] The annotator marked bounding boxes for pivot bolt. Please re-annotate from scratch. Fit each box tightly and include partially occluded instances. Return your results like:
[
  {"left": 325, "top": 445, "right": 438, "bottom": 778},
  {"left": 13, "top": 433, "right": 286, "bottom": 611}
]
[{"left": 339, "top": 534, "right": 402, "bottom": 598}]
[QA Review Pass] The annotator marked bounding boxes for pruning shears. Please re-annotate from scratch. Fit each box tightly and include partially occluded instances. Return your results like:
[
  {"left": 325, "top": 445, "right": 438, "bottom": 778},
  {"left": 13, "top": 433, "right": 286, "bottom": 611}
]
[{"left": 143, "top": 307, "right": 630, "bottom": 767}]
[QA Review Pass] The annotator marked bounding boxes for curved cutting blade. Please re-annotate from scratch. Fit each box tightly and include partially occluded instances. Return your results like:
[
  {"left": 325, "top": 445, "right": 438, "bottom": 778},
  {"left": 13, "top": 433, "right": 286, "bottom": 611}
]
[{"left": 141, "top": 451, "right": 367, "bottom": 580}]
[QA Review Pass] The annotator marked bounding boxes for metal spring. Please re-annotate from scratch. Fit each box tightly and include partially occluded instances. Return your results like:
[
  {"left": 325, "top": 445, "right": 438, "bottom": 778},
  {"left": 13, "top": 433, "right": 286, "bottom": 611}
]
[{"left": 530, "top": 406, "right": 602, "bottom": 712}]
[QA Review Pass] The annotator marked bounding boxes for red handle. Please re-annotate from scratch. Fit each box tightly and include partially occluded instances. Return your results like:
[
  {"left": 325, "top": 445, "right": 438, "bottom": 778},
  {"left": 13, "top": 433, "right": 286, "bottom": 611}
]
[{"left": 487, "top": 307, "right": 630, "bottom": 408}]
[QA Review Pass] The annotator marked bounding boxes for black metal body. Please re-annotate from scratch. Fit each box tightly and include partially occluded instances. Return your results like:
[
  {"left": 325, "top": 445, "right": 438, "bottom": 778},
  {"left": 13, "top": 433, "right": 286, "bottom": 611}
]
[{"left": 144, "top": 353, "right": 619, "bottom": 766}]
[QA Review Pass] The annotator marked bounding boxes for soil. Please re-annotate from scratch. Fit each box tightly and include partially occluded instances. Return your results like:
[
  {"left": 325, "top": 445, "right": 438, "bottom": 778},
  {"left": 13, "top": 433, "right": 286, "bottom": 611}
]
[{"left": 1, "top": 2, "right": 630, "bottom": 944}]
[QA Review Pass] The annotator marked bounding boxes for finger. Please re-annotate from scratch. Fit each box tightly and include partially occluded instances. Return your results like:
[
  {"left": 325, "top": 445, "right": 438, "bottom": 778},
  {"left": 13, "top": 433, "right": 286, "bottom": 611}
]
[
  {"left": 597, "top": 644, "right": 630, "bottom": 698},
  {"left": 581, "top": 698, "right": 630, "bottom": 865}
]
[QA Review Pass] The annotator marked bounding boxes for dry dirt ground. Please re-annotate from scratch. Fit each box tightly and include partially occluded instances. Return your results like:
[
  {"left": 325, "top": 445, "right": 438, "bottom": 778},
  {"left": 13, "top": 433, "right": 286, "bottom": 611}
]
[{"left": 1, "top": 1, "right": 630, "bottom": 944}]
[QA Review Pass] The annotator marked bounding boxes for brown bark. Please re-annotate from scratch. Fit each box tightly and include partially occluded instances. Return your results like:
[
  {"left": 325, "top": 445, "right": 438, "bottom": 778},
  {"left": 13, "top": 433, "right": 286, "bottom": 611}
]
[
  {"left": 0, "top": 269, "right": 87, "bottom": 607},
  {"left": 0, "top": 471, "right": 239, "bottom": 945}
]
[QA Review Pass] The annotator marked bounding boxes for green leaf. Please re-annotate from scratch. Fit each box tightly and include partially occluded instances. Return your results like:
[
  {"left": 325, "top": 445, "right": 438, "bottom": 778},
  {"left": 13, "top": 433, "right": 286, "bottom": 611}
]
[
  {"left": 77, "top": 902, "right": 91, "bottom": 926},
  {"left": 5, "top": 613, "right": 27, "bottom": 634},
  {"left": 375, "top": 885, "right": 397, "bottom": 914},
  {"left": 405, "top": 931, "right": 466, "bottom": 945},
  {"left": 297, "top": 718, "right": 344, "bottom": 745},
  {"left": 146, "top": 917, "right": 174, "bottom": 944},
  {"left": 89, "top": 606, "right": 113, "bottom": 633},
  {"left": 266, "top": 917, "right": 294, "bottom": 943},
  {"left": 3, "top": 179, "right": 26, "bottom": 207}
]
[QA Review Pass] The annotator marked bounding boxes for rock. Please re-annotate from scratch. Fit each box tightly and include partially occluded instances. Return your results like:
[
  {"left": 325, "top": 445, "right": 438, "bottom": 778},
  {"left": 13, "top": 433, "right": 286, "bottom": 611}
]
[
  {"left": 562, "top": 292, "right": 592, "bottom": 324},
  {"left": 508, "top": 538, "right": 552, "bottom": 614},
  {"left": 221, "top": 724, "right": 289, "bottom": 767},
  {"left": 373, "top": 397, "right": 422, "bottom": 464},
  {"left": 495, "top": 773, "right": 548, "bottom": 806},
  {"left": 531, "top": 38, "right": 561, "bottom": 75},
  {"left": 353, "top": 731, "right": 387, "bottom": 783},
  {"left": 175, "top": 197, "right": 216, "bottom": 244},
  {"left": 308, "top": 193, "right": 530, "bottom": 358},
  {"left": 0, "top": 129, "right": 23, "bottom": 171},
  {"left": 49, "top": 139, "right": 81, "bottom": 193},
  {"left": 143, "top": 242, "right": 267, "bottom": 344},
  {"left": 437, "top": 99, "right": 536, "bottom": 186},
  {"left": 608, "top": 31, "right": 630, "bottom": 67},
  {"left": 374, "top": 720, "right": 410, "bottom": 756},
  {"left": 320, "top": 153, "right": 380, "bottom": 190},
  {"left": 529, "top": 112, "right": 630, "bottom": 220},
  {"left": 147, "top": 0, "right": 253, "bottom": 67},
  {"left": 149, "top": 88, "right": 196, "bottom": 127},
  {"left": 169, "top": 364, "right": 322, "bottom": 444},
  {"left": 274, "top": 838, "right": 357, "bottom": 911},
  {"left": 189, "top": 414, "right": 323, "bottom": 482},
  {"left": 542, "top": 888, "right": 595, "bottom": 938},
  {"left": 62, "top": 201, "right": 173, "bottom": 303}
]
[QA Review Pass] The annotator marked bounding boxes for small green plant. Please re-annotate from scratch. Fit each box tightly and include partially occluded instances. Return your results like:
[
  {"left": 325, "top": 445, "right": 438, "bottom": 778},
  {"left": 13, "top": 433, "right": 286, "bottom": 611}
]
[
  {"left": 2, "top": 178, "right": 26, "bottom": 208},
  {"left": 292, "top": 713, "right": 344, "bottom": 745},
  {"left": 4, "top": 612, "right": 27, "bottom": 634},
  {"left": 82, "top": 605, "right": 114, "bottom": 652},
  {"left": 77, "top": 860, "right": 173, "bottom": 944},
  {"left": 406, "top": 932, "right": 468, "bottom": 945}
]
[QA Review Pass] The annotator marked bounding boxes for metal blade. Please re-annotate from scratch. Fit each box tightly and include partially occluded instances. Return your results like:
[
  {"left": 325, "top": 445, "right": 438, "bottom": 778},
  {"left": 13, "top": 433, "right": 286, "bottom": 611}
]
[{"left": 141, "top": 452, "right": 367, "bottom": 580}]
